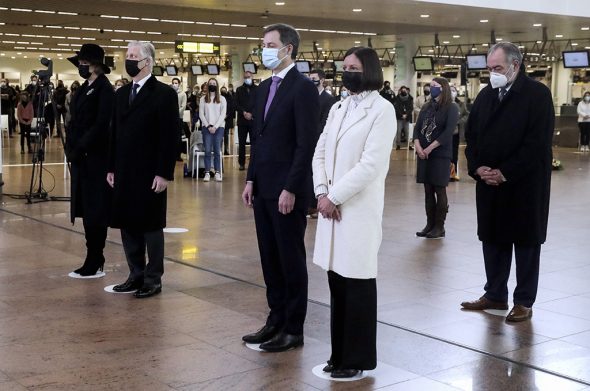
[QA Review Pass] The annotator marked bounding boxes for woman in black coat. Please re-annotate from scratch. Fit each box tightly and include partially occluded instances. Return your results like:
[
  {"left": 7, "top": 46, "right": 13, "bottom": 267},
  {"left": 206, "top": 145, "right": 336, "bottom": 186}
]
[
  {"left": 413, "top": 77, "right": 459, "bottom": 239},
  {"left": 66, "top": 44, "right": 114, "bottom": 276}
]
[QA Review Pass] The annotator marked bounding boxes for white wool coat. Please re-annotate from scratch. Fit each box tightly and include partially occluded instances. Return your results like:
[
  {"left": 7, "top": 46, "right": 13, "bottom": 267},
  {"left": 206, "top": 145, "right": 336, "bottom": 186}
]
[{"left": 312, "top": 90, "right": 396, "bottom": 279}]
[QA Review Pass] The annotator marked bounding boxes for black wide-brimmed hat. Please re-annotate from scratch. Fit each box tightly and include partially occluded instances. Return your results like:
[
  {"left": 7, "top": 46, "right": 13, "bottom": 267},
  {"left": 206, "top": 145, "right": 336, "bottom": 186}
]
[{"left": 68, "top": 43, "right": 111, "bottom": 74}]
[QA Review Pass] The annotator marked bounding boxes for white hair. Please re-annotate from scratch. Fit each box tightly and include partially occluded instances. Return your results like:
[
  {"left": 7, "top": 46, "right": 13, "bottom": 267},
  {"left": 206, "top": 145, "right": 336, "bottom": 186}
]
[{"left": 127, "top": 41, "right": 155, "bottom": 70}]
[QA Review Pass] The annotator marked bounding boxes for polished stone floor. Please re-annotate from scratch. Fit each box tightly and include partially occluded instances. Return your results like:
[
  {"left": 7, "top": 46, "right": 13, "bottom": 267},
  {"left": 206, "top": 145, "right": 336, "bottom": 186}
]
[{"left": 1, "top": 132, "right": 590, "bottom": 390}]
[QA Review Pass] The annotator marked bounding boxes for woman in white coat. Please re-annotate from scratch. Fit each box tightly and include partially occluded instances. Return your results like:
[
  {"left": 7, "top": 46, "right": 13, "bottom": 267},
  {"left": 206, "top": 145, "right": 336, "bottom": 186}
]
[{"left": 312, "top": 46, "right": 396, "bottom": 379}]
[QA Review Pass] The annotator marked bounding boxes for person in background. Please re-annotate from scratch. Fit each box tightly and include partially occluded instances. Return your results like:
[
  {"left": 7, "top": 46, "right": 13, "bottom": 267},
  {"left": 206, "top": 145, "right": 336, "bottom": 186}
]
[
  {"left": 462, "top": 42, "right": 554, "bottom": 322},
  {"left": 16, "top": 92, "right": 33, "bottom": 154},
  {"left": 220, "top": 85, "right": 236, "bottom": 155},
  {"left": 577, "top": 91, "right": 590, "bottom": 152},
  {"left": 25, "top": 75, "right": 42, "bottom": 117},
  {"left": 114, "top": 79, "right": 125, "bottom": 92},
  {"left": 171, "top": 77, "right": 187, "bottom": 161},
  {"left": 414, "top": 84, "right": 431, "bottom": 122},
  {"left": 414, "top": 78, "right": 459, "bottom": 239},
  {"left": 449, "top": 85, "right": 467, "bottom": 181},
  {"left": 187, "top": 84, "right": 200, "bottom": 131},
  {"left": 393, "top": 85, "right": 413, "bottom": 150},
  {"left": 53, "top": 80, "right": 68, "bottom": 136},
  {"left": 241, "top": 23, "right": 319, "bottom": 353},
  {"left": 312, "top": 46, "right": 396, "bottom": 379},
  {"left": 308, "top": 68, "right": 338, "bottom": 218},
  {"left": 235, "top": 71, "right": 257, "bottom": 171},
  {"left": 65, "top": 81, "right": 80, "bottom": 131},
  {"left": 379, "top": 80, "right": 395, "bottom": 106},
  {"left": 0, "top": 79, "right": 17, "bottom": 137},
  {"left": 65, "top": 43, "right": 114, "bottom": 277},
  {"left": 339, "top": 86, "right": 349, "bottom": 101},
  {"left": 108, "top": 40, "right": 178, "bottom": 299},
  {"left": 44, "top": 87, "right": 56, "bottom": 138},
  {"left": 199, "top": 78, "right": 227, "bottom": 182}
]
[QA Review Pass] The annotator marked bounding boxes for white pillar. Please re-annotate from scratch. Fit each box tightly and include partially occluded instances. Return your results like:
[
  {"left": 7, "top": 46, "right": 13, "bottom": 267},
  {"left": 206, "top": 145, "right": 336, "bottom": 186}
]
[{"left": 552, "top": 61, "right": 572, "bottom": 107}]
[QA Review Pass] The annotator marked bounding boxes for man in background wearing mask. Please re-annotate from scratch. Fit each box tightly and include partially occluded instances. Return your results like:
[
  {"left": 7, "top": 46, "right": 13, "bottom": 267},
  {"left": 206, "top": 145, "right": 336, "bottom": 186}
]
[
  {"left": 0, "top": 79, "right": 17, "bottom": 137},
  {"left": 235, "top": 71, "right": 257, "bottom": 170},
  {"left": 53, "top": 80, "right": 68, "bottom": 136},
  {"left": 393, "top": 85, "right": 414, "bottom": 150},
  {"left": 187, "top": 84, "right": 200, "bottom": 131},
  {"left": 107, "top": 41, "right": 178, "bottom": 299},
  {"left": 171, "top": 77, "right": 187, "bottom": 160},
  {"left": 25, "top": 75, "right": 41, "bottom": 117},
  {"left": 414, "top": 84, "right": 431, "bottom": 123},
  {"left": 380, "top": 80, "right": 395, "bottom": 106},
  {"left": 241, "top": 23, "right": 319, "bottom": 352},
  {"left": 462, "top": 42, "right": 554, "bottom": 322}
]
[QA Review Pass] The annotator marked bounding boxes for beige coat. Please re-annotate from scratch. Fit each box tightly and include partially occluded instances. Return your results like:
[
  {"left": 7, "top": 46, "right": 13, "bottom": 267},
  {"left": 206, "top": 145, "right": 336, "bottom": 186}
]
[{"left": 312, "top": 91, "right": 396, "bottom": 279}]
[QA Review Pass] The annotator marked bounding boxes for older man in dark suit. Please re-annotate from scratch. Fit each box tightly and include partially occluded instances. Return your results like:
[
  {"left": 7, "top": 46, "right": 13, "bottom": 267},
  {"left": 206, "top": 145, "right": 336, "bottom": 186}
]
[
  {"left": 107, "top": 41, "right": 178, "bottom": 298},
  {"left": 462, "top": 42, "right": 554, "bottom": 322},
  {"left": 241, "top": 23, "right": 319, "bottom": 352}
]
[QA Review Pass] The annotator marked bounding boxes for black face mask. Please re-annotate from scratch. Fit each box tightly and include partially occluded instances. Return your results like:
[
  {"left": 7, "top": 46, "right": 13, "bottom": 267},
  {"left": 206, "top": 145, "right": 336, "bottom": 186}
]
[
  {"left": 78, "top": 64, "right": 91, "bottom": 80},
  {"left": 423, "top": 89, "right": 431, "bottom": 96},
  {"left": 125, "top": 58, "right": 145, "bottom": 78},
  {"left": 384, "top": 85, "right": 390, "bottom": 90},
  {"left": 342, "top": 71, "right": 363, "bottom": 93},
  {"left": 400, "top": 90, "right": 408, "bottom": 97},
  {"left": 312, "top": 79, "right": 321, "bottom": 86},
  {"left": 208, "top": 85, "right": 217, "bottom": 92}
]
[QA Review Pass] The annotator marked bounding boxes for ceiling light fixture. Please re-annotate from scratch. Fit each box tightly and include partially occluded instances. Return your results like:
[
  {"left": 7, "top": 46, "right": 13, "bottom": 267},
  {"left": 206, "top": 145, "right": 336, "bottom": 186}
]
[
  {"left": 58, "top": 11, "right": 77, "bottom": 15},
  {"left": 533, "top": 23, "right": 542, "bottom": 27},
  {"left": 101, "top": 15, "right": 119, "bottom": 19},
  {"left": 480, "top": 19, "right": 488, "bottom": 23},
  {"left": 11, "top": 8, "right": 32, "bottom": 12},
  {"left": 276, "top": 2, "right": 285, "bottom": 5},
  {"left": 555, "top": 34, "right": 563, "bottom": 38},
  {"left": 35, "top": 10, "right": 55, "bottom": 14},
  {"left": 582, "top": 27, "right": 590, "bottom": 31},
  {"left": 141, "top": 18, "right": 159, "bottom": 21},
  {"left": 121, "top": 16, "right": 139, "bottom": 20},
  {"left": 453, "top": 35, "right": 460, "bottom": 38},
  {"left": 353, "top": 9, "right": 362, "bottom": 12},
  {"left": 420, "top": 14, "right": 430, "bottom": 18}
]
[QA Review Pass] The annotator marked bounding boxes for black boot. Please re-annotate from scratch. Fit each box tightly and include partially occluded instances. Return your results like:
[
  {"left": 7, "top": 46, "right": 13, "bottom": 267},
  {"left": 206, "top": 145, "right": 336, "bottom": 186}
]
[
  {"left": 426, "top": 204, "right": 448, "bottom": 239},
  {"left": 73, "top": 225, "right": 107, "bottom": 276},
  {"left": 416, "top": 197, "right": 436, "bottom": 237},
  {"left": 73, "top": 254, "right": 105, "bottom": 276}
]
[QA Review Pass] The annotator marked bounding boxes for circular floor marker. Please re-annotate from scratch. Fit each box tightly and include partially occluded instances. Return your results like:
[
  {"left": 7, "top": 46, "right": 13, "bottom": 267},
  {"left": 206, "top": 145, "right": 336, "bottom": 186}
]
[
  {"left": 103, "top": 284, "right": 136, "bottom": 294},
  {"left": 244, "top": 343, "right": 265, "bottom": 352},
  {"left": 163, "top": 228, "right": 189, "bottom": 233},
  {"left": 312, "top": 364, "right": 368, "bottom": 382},
  {"left": 484, "top": 309, "right": 509, "bottom": 317},
  {"left": 68, "top": 271, "right": 106, "bottom": 279}
]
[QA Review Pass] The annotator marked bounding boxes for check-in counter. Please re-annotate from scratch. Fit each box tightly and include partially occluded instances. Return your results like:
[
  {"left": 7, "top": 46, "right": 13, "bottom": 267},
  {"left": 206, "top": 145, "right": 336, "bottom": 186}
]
[{"left": 554, "top": 105, "right": 579, "bottom": 148}]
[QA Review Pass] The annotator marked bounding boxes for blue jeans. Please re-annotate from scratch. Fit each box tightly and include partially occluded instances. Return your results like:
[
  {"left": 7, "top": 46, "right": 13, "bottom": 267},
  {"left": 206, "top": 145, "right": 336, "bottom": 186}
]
[{"left": 202, "top": 126, "right": 224, "bottom": 172}]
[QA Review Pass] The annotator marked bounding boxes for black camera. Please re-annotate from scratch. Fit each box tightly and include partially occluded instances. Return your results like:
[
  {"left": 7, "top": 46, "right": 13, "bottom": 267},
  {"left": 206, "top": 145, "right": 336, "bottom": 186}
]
[{"left": 35, "top": 57, "right": 53, "bottom": 82}]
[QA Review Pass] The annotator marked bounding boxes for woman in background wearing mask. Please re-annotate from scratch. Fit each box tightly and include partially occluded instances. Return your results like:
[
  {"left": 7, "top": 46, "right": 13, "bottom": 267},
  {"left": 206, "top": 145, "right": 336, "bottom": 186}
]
[
  {"left": 450, "top": 85, "right": 469, "bottom": 181},
  {"left": 171, "top": 77, "right": 187, "bottom": 161},
  {"left": 114, "top": 79, "right": 125, "bottom": 91},
  {"left": 66, "top": 44, "right": 115, "bottom": 277},
  {"left": 339, "top": 86, "right": 349, "bottom": 100},
  {"left": 64, "top": 80, "right": 80, "bottom": 130},
  {"left": 393, "top": 85, "right": 413, "bottom": 150},
  {"left": 16, "top": 92, "right": 33, "bottom": 154},
  {"left": 577, "top": 91, "right": 590, "bottom": 152},
  {"left": 414, "top": 84, "right": 431, "bottom": 122},
  {"left": 312, "top": 47, "right": 396, "bottom": 379},
  {"left": 198, "top": 78, "right": 227, "bottom": 182},
  {"left": 414, "top": 78, "right": 459, "bottom": 239}
]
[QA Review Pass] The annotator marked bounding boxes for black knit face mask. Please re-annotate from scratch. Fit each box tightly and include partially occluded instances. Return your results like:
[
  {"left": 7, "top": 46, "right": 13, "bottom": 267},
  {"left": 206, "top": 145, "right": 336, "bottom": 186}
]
[{"left": 342, "top": 71, "right": 363, "bottom": 93}]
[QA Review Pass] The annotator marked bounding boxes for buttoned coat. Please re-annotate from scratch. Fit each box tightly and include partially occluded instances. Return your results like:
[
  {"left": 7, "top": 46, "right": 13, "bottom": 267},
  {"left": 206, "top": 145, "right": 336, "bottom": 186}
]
[
  {"left": 67, "top": 73, "right": 114, "bottom": 226},
  {"left": 108, "top": 76, "right": 178, "bottom": 232},
  {"left": 312, "top": 91, "right": 396, "bottom": 279},
  {"left": 465, "top": 72, "right": 554, "bottom": 245}
]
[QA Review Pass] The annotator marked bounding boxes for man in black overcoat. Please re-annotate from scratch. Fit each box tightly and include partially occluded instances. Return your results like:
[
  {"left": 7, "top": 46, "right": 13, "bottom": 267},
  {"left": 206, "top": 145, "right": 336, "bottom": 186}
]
[
  {"left": 235, "top": 71, "right": 257, "bottom": 170},
  {"left": 66, "top": 44, "right": 114, "bottom": 277},
  {"left": 107, "top": 41, "right": 178, "bottom": 298},
  {"left": 241, "top": 23, "right": 319, "bottom": 352},
  {"left": 462, "top": 42, "right": 554, "bottom": 322}
]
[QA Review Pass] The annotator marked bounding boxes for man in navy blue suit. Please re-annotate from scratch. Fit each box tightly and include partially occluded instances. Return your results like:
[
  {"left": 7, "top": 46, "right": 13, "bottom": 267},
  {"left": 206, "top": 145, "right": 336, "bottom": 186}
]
[{"left": 241, "top": 23, "right": 319, "bottom": 352}]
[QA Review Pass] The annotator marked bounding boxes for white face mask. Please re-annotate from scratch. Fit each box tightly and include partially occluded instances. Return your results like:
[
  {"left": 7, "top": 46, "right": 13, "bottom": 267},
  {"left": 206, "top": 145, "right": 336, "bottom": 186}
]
[
  {"left": 244, "top": 78, "right": 252, "bottom": 86},
  {"left": 585, "top": 96, "right": 590, "bottom": 102},
  {"left": 451, "top": 91, "right": 457, "bottom": 100},
  {"left": 0, "top": 82, "right": 5, "bottom": 88},
  {"left": 31, "top": 80, "right": 37, "bottom": 86},
  {"left": 490, "top": 64, "right": 515, "bottom": 89},
  {"left": 341, "top": 90, "right": 349, "bottom": 99},
  {"left": 262, "top": 46, "right": 288, "bottom": 70},
  {"left": 172, "top": 84, "right": 179, "bottom": 91}
]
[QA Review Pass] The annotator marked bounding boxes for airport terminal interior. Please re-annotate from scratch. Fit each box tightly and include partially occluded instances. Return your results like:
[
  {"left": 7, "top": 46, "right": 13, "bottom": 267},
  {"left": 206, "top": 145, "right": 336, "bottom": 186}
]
[{"left": 2, "top": 0, "right": 590, "bottom": 389}]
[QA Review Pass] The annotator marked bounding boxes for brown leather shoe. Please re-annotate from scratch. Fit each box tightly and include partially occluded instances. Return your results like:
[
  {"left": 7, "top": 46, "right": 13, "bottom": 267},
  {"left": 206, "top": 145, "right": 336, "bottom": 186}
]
[
  {"left": 461, "top": 296, "right": 509, "bottom": 311},
  {"left": 506, "top": 305, "right": 533, "bottom": 322}
]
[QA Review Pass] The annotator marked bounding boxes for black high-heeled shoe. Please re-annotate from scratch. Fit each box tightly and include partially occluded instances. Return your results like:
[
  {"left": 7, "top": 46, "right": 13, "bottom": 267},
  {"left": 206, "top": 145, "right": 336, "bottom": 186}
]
[{"left": 73, "top": 257, "right": 105, "bottom": 276}]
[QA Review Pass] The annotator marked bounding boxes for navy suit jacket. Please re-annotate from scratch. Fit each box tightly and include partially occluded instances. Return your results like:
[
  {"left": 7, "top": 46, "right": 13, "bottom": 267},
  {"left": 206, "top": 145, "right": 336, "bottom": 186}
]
[{"left": 247, "top": 66, "right": 320, "bottom": 200}]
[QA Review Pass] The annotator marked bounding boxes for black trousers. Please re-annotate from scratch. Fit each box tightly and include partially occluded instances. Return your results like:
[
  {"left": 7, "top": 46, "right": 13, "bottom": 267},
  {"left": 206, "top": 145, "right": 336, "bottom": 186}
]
[
  {"left": 579, "top": 122, "right": 590, "bottom": 146},
  {"left": 482, "top": 242, "right": 541, "bottom": 307},
  {"left": 19, "top": 122, "right": 31, "bottom": 151},
  {"left": 328, "top": 271, "right": 377, "bottom": 370},
  {"left": 121, "top": 229, "right": 164, "bottom": 286},
  {"left": 253, "top": 196, "right": 308, "bottom": 335},
  {"left": 237, "top": 123, "right": 251, "bottom": 167}
]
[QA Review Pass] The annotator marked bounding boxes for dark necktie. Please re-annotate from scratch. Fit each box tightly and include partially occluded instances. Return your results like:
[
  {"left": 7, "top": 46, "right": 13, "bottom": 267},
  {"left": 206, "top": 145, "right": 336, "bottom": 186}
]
[
  {"left": 499, "top": 87, "right": 507, "bottom": 102},
  {"left": 130, "top": 83, "right": 139, "bottom": 104},
  {"left": 264, "top": 76, "right": 282, "bottom": 120}
]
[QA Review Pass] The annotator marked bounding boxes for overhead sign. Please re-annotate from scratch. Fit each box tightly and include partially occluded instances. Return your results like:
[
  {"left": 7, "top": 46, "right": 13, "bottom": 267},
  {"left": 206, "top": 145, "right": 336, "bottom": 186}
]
[{"left": 175, "top": 40, "right": 220, "bottom": 55}]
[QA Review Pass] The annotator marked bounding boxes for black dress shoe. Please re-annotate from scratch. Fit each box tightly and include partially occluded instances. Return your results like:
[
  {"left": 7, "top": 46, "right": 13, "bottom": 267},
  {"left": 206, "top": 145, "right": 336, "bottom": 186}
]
[
  {"left": 112, "top": 278, "right": 143, "bottom": 293},
  {"left": 331, "top": 369, "right": 361, "bottom": 378},
  {"left": 134, "top": 285, "right": 162, "bottom": 298},
  {"left": 323, "top": 362, "right": 334, "bottom": 373},
  {"left": 242, "top": 324, "right": 279, "bottom": 344},
  {"left": 259, "top": 332, "right": 303, "bottom": 352}
]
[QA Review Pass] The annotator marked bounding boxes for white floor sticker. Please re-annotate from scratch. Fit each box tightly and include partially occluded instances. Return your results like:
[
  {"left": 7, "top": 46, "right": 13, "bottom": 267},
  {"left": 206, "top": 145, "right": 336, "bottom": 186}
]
[
  {"left": 484, "top": 309, "right": 510, "bottom": 317},
  {"left": 103, "top": 284, "right": 136, "bottom": 294},
  {"left": 163, "top": 228, "right": 189, "bottom": 233},
  {"left": 68, "top": 271, "right": 106, "bottom": 279},
  {"left": 244, "top": 343, "right": 265, "bottom": 352},
  {"left": 311, "top": 364, "right": 368, "bottom": 382}
]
